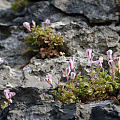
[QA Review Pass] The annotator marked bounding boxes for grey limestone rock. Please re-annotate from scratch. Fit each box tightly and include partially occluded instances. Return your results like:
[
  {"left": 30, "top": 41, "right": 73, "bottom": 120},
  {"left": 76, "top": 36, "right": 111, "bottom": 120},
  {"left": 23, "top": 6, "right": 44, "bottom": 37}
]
[
  {"left": 0, "top": 0, "right": 11, "bottom": 10},
  {"left": 0, "top": 0, "right": 120, "bottom": 120},
  {"left": 51, "top": 0, "right": 119, "bottom": 23},
  {"left": 2, "top": 87, "right": 119, "bottom": 120}
]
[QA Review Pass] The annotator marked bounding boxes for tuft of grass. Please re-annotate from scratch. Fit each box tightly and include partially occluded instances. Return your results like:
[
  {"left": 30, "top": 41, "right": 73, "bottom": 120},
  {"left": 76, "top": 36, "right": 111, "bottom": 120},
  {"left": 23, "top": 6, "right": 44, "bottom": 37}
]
[{"left": 11, "top": 0, "right": 29, "bottom": 12}]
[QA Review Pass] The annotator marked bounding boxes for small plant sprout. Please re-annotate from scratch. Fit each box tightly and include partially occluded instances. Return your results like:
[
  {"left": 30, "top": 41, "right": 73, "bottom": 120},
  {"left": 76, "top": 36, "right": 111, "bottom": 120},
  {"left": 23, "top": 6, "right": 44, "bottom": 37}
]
[
  {"left": 45, "top": 74, "right": 53, "bottom": 88},
  {"left": 23, "top": 19, "right": 65, "bottom": 59},
  {"left": 4, "top": 89, "right": 16, "bottom": 105}
]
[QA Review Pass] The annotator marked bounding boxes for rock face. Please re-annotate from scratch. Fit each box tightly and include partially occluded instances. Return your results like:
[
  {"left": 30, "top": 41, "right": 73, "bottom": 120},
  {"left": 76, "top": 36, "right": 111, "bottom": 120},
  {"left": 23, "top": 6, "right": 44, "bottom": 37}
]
[
  {"left": 0, "top": 25, "right": 28, "bottom": 67},
  {"left": 0, "top": 88, "right": 119, "bottom": 120},
  {"left": 22, "top": 22, "right": 120, "bottom": 90},
  {"left": 0, "top": 0, "right": 11, "bottom": 10},
  {"left": 0, "top": 88, "right": 120, "bottom": 120},
  {"left": 51, "top": 0, "right": 118, "bottom": 23},
  {"left": 2, "top": 0, "right": 119, "bottom": 25},
  {"left": 7, "top": 101, "right": 120, "bottom": 120},
  {"left": 0, "top": 0, "right": 120, "bottom": 119},
  {"left": 0, "top": 25, "right": 29, "bottom": 90}
]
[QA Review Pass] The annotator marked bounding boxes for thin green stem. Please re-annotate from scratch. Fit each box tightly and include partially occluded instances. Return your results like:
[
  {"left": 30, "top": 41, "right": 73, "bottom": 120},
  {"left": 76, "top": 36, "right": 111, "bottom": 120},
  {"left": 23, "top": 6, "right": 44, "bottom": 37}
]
[{"left": 112, "top": 67, "right": 114, "bottom": 81}]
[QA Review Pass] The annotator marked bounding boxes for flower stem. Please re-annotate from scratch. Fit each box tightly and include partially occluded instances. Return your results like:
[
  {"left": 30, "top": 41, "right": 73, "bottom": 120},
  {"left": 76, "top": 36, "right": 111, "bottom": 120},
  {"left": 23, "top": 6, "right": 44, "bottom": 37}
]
[
  {"left": 66, "top": 76, "right": 69, "bottom": 83},
  {"left": 119, "top": 72, "right": 120, "bottom": 81},
  {"left": 91, "top": 63, "right": 93, "bottom": 80},
  {"left": 112, "top": 68, "right": 114, "bottom": 81},
  {"left": 118, "top": 68, "right": 120, "bottom": 81}
]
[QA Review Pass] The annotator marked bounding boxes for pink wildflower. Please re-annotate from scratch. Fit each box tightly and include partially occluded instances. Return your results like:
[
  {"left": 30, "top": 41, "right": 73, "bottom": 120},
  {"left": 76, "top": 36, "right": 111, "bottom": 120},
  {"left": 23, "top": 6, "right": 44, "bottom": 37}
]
[
  {"left": 45, "top": 74, "right": 53, "bottom": 88},
  {"left": 93, "top": 57, "right": 103, "bottom": 67},
  {"left": 86, "top": 49, "right": 92, "bottom": 60},
  {"left": 45, "top": 19, "right": 50, "bottom": 26},
  {"left": 98, "top": 57, "right": 103, "bottom": 67},
  {"left": 71, "top": 72, "right": 76, "bottom": 81},
  {"left": 62, "top": 67, "right": 71, "bottom": 81},
  {"left": 66, "top": 67, "right": 71, "bottom": 75},
  {"left": 4, "top": 89, "right": 10, "bottom": 99},
  {"left": 108, "top": 59, "right": 116, "bottom": 81},
  {"left": 108, "top": 60, "right": 116, "bottom": 69},
  {"left": 113, "top": 57, "right": 120, "bottom": 72},
  {"left": 107, "top": 50, "right": 113, "bottom": 60},
  {"left": 68, "top": 57, "right": 76, "bottom": 70},
  {"left": 88, "top": 61, "right": 95, "bottom": 66},
  {"left": 4, "top": 89, "right": 16, "bottom": 105},
  {"left": 23, "top": 22, "right": 31, "bottom": 32},
  {"left": 91, "top": 53, "right": 94, "bottom": 60},
  {"left": 118, "top": 57, "right": 120, "bottom": 68},
  {"left": 57, "top": 32, "right": 61, "bottom": 36},
  {"left": 32, "top": 20, "right": 36, "bottom": 27}
]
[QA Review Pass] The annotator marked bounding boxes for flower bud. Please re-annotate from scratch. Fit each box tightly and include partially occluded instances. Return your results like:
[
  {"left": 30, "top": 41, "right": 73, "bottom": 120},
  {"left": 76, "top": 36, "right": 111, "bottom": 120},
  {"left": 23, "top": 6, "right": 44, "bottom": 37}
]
[{"left": 23, "top": 22, "right": 31, "bottom": 32}]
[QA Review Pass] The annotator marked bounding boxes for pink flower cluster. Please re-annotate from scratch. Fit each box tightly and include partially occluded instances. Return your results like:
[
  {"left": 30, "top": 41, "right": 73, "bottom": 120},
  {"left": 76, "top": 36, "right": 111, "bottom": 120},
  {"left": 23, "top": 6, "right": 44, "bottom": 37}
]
[
  {"left": 107, "top": 50, "right": 120, "bottom": 71},
  {"left": 86, "top": 49, "right": 103, "bottom": 67},
  {"left": 45, "top": 57, "right": 76, "bottom": 88},
  {"left": 86, "top": 49, "right": 120, "bottom": 81},
  {"left": 23, "top": 19, "right": 51, "bottom": 31},
  {"left": 45, "top": 49, "right": 120, "bottom": 88},
  {"left": 62, "top": 57, "right": 76, "bottom": 81},
  {"left": 4, "top": 89, "right": 16, "bottom": 105}
]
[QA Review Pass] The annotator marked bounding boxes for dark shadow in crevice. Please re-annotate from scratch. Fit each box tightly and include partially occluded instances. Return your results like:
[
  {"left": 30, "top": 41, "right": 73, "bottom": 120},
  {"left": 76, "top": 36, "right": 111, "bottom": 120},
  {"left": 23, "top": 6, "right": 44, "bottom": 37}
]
[
  {"left": 89, "top": 106, "right": 120, "bottom": 120},
  {"left": 0, "top": 25, "right": 11, "bottom": 40}
]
